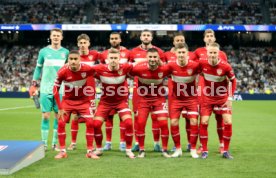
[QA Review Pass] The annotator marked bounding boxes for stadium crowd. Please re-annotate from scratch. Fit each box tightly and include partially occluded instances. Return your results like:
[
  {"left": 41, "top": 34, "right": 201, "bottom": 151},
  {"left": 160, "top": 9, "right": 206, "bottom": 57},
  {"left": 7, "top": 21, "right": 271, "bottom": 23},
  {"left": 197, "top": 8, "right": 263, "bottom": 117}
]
[
  {"left": 0, "top": 44, "right": 275, "bottom": 93},
  {"left": 91, "top": 0, "right": 151, "bottom": 24},
  {"left": 0, "top": 0, "right": 275, "bottom": 24},
  {"left": 0, "top": 2, "right": 88, "bottom": 24},
  {"left": 159, "top": 1, "right": 263, "bottom": 24}
]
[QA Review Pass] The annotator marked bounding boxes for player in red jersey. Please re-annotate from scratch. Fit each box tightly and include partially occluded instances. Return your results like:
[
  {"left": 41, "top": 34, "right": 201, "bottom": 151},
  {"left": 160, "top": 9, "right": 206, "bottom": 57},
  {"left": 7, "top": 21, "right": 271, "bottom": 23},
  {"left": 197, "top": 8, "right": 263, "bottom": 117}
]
[
  {"left": 164, "top": 33, "right": 197, "bottom": 63},
  {"left": 167, "top": 44, "right": 200, "bottom": 158},
  {"left": 198, "top": 43, "right": 236, "bottom": 159},
  {"left": 194, "top": 29, "right": 228, "bottom": 154},
  {"left": 53, "top": 51, "right": 99, "bottom": 159},
  {"left": 99, "top": 32, "right": 130, "bottom": 151},
  {"left": 93, "top": 49, "right": 135, "bottom": 159},
  {"left": 67, "top": 34, "right": 99, "bottom": 151},
  {"left": 165, "top": 33, "right": 197, "bottom": 152},
  {"left": 130, "top": 29, "right": 165, "bottom": 152},
  {"left": 130, "top": 48, "right": 170, "bottom": 158}
]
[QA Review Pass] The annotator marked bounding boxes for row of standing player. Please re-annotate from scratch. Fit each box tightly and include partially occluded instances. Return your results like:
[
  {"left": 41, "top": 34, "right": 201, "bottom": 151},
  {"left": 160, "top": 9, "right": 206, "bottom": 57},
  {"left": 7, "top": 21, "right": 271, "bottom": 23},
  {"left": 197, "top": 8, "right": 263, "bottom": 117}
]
[{"left": 32, "top": 28, "right": 235, "bottom": 159}]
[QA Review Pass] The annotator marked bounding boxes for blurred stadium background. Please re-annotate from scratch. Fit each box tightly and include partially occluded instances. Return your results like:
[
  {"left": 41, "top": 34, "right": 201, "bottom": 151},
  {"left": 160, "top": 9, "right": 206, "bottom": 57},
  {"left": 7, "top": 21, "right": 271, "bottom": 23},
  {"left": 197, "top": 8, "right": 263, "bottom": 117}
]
[{"left": 0, "top": 0, "right": 276, "bottom": 177}]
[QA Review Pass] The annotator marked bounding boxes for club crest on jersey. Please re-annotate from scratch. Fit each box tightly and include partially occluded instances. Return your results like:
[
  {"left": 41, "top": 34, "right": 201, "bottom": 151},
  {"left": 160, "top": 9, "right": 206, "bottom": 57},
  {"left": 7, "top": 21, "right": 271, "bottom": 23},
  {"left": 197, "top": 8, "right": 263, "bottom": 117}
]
[
  {"left": 81, "top": 72, "right": 87, "bottom": 78},
  {"left": 61, "top": 53, "right": 66, "bottom": 58},
  {"left": 121, "top": 52, "right": 125, "bottom": 57},
  {"left": 187, "top": 69, "right": 193, "bottom": 75},
  {"left": 158, "top": 72, "right": 163, "bottom": 78},
  {"left": 88, "top": 56, "right": 93, "bottom": 61},
  {"left": 118, "top": 69, "right": 123, "bottom": 75},
  {"left": 217, "top": 69, "right": 222, "bottom": 75}
]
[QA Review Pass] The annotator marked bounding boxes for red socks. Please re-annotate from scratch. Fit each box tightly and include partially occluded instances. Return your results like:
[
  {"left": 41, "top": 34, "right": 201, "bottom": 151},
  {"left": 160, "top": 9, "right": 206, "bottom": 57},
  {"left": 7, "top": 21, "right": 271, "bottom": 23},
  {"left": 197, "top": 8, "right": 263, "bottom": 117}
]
[
  {"left": 199, "top": 123, "right": 208, "bottom": 152},
  {"left": 57, "top": 119, "right": 66, "bottom": 149},
  {"left": 190, "top": 124, "right": 198, "bottom": 149},
  {"left": 223, "top": 124, "right": 232, "bottom": 152},
  {"left": 159, "top": 120, "right": 169, "bottom": 150},
  {"left": 171, "top": 125, "right": 181, "bottom": 149},
  {"left": 93, "top": 120, "right": 103, "bottom": 149},
  {"left": 85, "top": 119, "right": 94, "bottom": 150},
  {"left": 151, "top": 114, "right": 160, "bottom": 142},
  {"left": 71, "top": 119, "right": 79, "bottom": 143},
  {"left": 123, "top": 118, "right": 133, "bottom": 149},
  {"left": 185, "top": 118, "right": 191, "bottom": 144},
  {"left": 215, "top": 114, "right": 224, "bottom": 145}
]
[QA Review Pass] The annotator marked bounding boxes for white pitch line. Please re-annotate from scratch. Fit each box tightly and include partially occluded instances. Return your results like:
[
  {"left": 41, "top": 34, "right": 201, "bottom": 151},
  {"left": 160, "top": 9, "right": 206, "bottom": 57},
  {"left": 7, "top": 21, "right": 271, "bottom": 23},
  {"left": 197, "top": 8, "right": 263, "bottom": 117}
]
[{"left": 0, "top": 105, "right": 34, "bottom": 111}]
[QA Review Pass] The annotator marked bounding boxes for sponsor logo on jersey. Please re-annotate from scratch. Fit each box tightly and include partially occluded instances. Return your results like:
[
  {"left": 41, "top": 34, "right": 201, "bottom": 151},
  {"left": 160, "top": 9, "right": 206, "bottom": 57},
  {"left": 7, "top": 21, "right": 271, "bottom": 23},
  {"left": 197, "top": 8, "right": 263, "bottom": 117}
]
[
  {"left": 118, "top": 69, "right": 123, "bottom": 75},
  {"left": 61, "top": 53, "right": 66, "bottom": 58},
  {"left": 121, "top": 52, "right": 125, "bottom": 57},
  {"left": 187, "top": 69, "right": 193, "bottom": 75},
  {"left": 142, "top": 74, "right": 147, "bottom": 76},
  {"left": 158, "top": 72, "right": 163, "bottom": 78},
  {"left": 66, "top": 76, "right": 72, "bottom": 80},
  {"left": 88, "top": 56, "right": 93, "bottom": 61},
  {"left": 203, "top": 68, "right": 208, "bottom": 71},
  {"left": 217, "top": 69, "right": 222, "bottom": 75},
  {"left": 81, "top": 72, "right": 87, "bottom": 78},
  {"left": 0, "top": 145, "right": 8, "bottom": 152}
]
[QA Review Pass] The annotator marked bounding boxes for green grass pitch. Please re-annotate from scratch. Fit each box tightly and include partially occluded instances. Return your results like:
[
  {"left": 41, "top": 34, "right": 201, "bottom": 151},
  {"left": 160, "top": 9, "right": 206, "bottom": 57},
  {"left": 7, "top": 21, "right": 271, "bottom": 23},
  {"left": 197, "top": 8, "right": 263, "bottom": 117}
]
[{"left": 0, "top": 98, "right": 276, "bottom": 178}]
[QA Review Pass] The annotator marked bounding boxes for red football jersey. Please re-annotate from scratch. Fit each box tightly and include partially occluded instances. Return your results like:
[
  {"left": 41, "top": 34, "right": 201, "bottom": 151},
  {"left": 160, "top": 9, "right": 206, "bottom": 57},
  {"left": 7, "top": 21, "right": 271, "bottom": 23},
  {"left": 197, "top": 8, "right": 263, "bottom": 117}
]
[
  {"left": 99, "top": 46, "right": 130, "bottom": 64},
  {"left": 80, "top": 50, "right": 99, "bottom": 100},
  {"left": 94, "top": 63, "right": 132, "bottom": 104},
  {"left": 167, "top": 60, "right": 200, "bottom": 100},
  {"left": 199, "top": 60, "right": 235, "bottom": 102},
  {"left": 194, "top": 47, "right": 228, "bottom": 62},
  {"left": 130, "top": 45, "right": 165, "bottom": 110},
  {"left": 54, "top": 64, "right": 95, "bottom": 109},
  {"left": 130, "top": 62, "right": 169, "bottom": 100},
  {"left": 130, "top": 45, "right": 165, "bottom": 62},
  {"left": 164, "top": 51, "right": 197, "bottom": 63}
]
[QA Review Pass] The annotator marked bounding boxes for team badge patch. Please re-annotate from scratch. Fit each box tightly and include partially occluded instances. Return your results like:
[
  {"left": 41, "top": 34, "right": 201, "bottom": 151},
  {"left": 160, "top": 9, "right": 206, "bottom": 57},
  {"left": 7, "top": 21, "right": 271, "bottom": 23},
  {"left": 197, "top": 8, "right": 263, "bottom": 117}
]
[
  {"left": 217, "top": 69, "right": 222, "bottom": 75},
  {"left": 118, "top": 69, "right": 123, "bottom": 75},
  {"left": 61, "top": 53, "right": 66, "bottom": 58},
  {"left": 158, "top": 72, "right": 163, "bottom": 78},
  {"left": 187, "top": 69, "right": 193, "bottom": 75},
  {"left": 81, "top": 72, "right": 87, "bottom": 78},
  {"left": 88, "top": 56, "right": 93, "bottom": 61}
]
